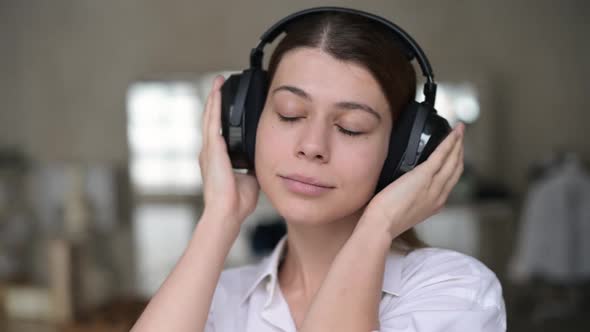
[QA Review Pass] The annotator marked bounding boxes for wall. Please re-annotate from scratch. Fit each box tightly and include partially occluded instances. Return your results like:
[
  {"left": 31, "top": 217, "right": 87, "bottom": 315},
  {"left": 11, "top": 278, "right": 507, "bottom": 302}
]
[{"left": 1, "top": 0, "right": 588, "bottom": 192}]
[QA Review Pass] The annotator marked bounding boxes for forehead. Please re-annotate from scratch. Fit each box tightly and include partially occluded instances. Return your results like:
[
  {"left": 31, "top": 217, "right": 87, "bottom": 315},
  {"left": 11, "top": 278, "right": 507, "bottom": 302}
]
[{"left": 270, "top": 48, "right": 389, "bottom": 114}]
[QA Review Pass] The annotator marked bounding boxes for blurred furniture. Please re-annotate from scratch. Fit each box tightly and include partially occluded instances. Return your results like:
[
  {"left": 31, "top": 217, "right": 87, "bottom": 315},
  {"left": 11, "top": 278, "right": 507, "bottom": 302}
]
[
  {"left": 509, "top": 153, "right": 590, "bottom": 283},
  {"left": 1, "top": 298, "right": 146, "bottom": 332},
  {"left": 507, "top": 152, "right": 590, "bottom": 323},
  {"left": 416, "top": 200, "right": 516, "bottom": 277}
]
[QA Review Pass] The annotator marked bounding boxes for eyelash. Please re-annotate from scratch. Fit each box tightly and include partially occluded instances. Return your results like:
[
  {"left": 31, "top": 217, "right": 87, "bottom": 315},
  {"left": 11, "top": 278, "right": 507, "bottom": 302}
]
[{"left": 277, "top": 114, "right": 363, "bottom": 137}]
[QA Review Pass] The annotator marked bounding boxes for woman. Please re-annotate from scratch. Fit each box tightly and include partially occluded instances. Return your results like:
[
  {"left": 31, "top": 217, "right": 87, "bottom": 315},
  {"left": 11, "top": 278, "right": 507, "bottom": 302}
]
[{"left": 132, "top": 10, "right": 506, "bottom": 332}]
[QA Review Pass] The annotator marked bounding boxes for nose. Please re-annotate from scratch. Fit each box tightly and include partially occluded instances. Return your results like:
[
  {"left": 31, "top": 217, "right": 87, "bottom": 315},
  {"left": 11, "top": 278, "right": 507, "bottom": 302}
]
[{"left": 295, "top": 120, "right": 331, "bottom": 163}]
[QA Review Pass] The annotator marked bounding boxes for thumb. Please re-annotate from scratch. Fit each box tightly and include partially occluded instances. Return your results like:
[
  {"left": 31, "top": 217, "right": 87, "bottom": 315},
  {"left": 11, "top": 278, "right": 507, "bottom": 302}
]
[{"left": 236, "top": 173, "right": 260, "bottom": 198}]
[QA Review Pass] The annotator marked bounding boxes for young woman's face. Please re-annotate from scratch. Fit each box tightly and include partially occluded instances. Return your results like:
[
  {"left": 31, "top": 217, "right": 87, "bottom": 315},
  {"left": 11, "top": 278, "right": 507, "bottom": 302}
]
[{"left": 255, "top": 47, "right": 392, "bottom": 224}]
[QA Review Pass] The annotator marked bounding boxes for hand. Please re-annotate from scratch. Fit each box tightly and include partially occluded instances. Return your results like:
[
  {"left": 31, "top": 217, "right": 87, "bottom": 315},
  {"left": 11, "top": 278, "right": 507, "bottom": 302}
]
[
  {"left": 362, "top": 123, "right": 465, "bottom": 240},
  {"left": 198, "top": 76, "right": 260, "bottom": 225}
]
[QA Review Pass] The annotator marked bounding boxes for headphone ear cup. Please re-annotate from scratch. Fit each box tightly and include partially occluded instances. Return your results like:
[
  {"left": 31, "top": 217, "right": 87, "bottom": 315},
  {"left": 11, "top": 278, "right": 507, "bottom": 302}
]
[
  {"left": 375, "top": 102, "right": 452, "bottom": 194},
  {"left": 417, "top": 108, "right": 452, "bottom": 165},
  {"left": 243, "top": 68, "right": 269, "bottom": 169},
  {"left": 221, "top": 69, "right": 268, "bottom": 170},
  {"left": 376, "top": 102, "right": 420, "bottom": 193},
  {"left": 221, "top": 72, "right": 249, "bottom": 169}
]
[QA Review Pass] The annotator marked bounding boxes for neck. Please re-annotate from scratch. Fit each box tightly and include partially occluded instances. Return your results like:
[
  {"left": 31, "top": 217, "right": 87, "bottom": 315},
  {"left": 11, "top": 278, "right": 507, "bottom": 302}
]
[{"left": 278, "top": 209, "right": 364, "bottom": 301}]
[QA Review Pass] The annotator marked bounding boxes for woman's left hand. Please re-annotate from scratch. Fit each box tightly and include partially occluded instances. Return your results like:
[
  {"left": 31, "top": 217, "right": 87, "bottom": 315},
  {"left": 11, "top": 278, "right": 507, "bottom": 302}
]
[{"left": 361, "top": 123, "right": 465, "bottom": 240}]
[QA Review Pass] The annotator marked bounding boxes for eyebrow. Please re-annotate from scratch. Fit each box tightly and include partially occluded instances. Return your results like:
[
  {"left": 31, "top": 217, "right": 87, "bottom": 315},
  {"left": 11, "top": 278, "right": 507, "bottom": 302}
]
[{"left": 271, "top": 85, "right": 382, "bottom": 121}]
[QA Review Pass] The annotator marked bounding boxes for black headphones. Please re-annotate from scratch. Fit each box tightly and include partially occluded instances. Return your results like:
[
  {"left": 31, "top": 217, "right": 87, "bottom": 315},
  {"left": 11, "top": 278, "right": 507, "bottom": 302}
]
[{"left": 221, "top": 7, "right": 451, "bottom": 193}]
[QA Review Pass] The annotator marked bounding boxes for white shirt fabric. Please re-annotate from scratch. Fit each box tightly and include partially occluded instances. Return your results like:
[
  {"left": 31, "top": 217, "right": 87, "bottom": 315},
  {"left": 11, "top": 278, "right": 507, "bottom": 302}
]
[{"left": 205, "top": 236, "right": 506, "bottom": 331}]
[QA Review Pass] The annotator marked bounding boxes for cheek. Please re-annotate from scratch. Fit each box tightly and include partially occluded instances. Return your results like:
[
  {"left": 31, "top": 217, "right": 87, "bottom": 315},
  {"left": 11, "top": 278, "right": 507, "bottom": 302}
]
[
  {"left": 333, "top": 138, "right": 388, "bottom": 190},
  {"left": 254, "top": 112, "right": 287, "bottom": 177}
]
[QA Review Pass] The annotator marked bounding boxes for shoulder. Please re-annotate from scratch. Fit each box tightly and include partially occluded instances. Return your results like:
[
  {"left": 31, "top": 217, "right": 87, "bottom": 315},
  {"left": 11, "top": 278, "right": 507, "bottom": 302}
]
[
  {"left": 398, "top": 247, "right": 504, "bottom": 309},
  {"left": 379, "top": 248, "right": 507, "bottom": 330}
]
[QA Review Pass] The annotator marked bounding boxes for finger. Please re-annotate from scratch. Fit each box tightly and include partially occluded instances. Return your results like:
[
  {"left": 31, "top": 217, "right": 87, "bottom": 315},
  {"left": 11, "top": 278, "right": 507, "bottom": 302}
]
[
  {"left": 432, "top": 131, "right": 463, "bottom": 189},
  {"left": 422, "top": 123, "right": 462, "bottom": 175},
  {"left": 439, "top": 143, "right": 464, "bottom": 202},
  {"left": 427, "top": 138, "right": 462, "bottom": 202},
  {"left": 236, "top": 173, "right": 259, "bottom": 199},
  {"left": 207, "top": 76, "right": 225, "bottom": 143},
  {"left": 201, "top": 76, "right": 224, "bottom": 153},
  {"left": 201, "top": 86, "right": 214, "bottom": 151}
]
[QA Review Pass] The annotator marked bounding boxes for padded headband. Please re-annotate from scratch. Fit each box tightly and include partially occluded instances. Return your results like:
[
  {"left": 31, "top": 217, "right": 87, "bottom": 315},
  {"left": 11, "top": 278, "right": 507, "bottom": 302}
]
[{"left": 248, "top": 6, "right": 438, "bottom": 106}]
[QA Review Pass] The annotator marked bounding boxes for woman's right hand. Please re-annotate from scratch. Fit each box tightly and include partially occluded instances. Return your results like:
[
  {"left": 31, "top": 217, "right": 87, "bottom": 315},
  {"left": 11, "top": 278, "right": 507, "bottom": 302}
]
[{"left": 198, "top": 76, "right": 260, "bottom": 226}]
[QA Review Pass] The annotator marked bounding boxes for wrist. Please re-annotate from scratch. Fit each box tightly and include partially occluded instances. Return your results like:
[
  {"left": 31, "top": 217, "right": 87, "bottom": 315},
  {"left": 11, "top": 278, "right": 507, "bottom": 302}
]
[
  {"left": 198, "top": 209, "right": 243, "bottom": 236},
  {"left": 355, "top": 213, "right": 396, "bottom": 251},
  {"left": 360, "top": 201, "right": 412, "bottom": 242}
]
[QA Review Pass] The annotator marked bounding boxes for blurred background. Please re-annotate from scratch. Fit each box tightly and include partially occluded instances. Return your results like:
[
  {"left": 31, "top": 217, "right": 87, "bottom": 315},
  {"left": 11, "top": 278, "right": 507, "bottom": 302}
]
[{"left": 0, "top": 0, "right": 589, "bottom": 331}]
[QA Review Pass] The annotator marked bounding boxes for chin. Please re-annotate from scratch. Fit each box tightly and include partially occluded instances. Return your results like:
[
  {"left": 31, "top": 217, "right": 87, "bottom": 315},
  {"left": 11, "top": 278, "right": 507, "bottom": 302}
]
[
  {"left": 266, "top": 188, "right": 367, "bottom": 226},
  {"left": 278, "top": 202, "right": 334, "bottom": 225}
]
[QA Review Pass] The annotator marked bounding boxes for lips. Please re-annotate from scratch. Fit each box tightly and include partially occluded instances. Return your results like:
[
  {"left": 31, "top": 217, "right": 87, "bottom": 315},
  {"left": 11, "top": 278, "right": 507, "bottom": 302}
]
[
  {"left": 279, "top": 173, "right": 335, "bottom": 196},
  {"left": 280, "top": 174, "right": 334, "bottom": 188}
]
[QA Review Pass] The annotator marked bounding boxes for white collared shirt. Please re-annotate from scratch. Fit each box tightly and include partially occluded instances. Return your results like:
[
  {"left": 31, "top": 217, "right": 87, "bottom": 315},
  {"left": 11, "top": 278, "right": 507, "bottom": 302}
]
[{"left": 205, "top": 236, "right": 506, "bottom": 331}]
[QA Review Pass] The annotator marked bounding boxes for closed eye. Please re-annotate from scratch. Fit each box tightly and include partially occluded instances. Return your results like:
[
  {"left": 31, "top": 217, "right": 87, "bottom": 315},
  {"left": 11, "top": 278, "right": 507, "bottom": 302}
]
[
  {"left": 277, "top": 113, "right": 302, "bottom": 122},
  {"left": 336, "top": 126, "right": 363, "bottom": 136},
  {"left": 278, "top": 113, "right": 364, "bottom": 137}
]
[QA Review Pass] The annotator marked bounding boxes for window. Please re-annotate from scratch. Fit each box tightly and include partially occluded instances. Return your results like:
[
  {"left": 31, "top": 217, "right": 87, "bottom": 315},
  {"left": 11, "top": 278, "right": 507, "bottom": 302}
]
[
  {"left": 417, "top": 82, "right": 480, "bottom": 126},
  {"left": 126, "top": 72, "right": 237, "bottom": 296},
  {"left": 127, "top": 82, "right": 202, "bottom": 195}
]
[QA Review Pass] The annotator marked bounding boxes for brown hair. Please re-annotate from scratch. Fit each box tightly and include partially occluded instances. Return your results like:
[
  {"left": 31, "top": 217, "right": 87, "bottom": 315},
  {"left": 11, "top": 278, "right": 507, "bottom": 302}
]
[{"left": 266, "top": 12, "right": 428, "bottom": 252}]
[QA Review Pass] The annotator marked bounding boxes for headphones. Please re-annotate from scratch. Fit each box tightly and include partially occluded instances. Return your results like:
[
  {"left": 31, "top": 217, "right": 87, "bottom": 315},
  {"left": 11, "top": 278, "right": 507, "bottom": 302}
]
[{"left": 221, "top": 6, "right": 451, "bottom": 193}]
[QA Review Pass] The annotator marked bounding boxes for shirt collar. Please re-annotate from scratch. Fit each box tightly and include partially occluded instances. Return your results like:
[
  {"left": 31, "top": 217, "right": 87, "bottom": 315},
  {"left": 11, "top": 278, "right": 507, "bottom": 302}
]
[
  {"left": 240, "top": 235, "right": 289, "bottom": 306},
  {"left": 240, "top": 235, "right": 403, "bottom": 305}
]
